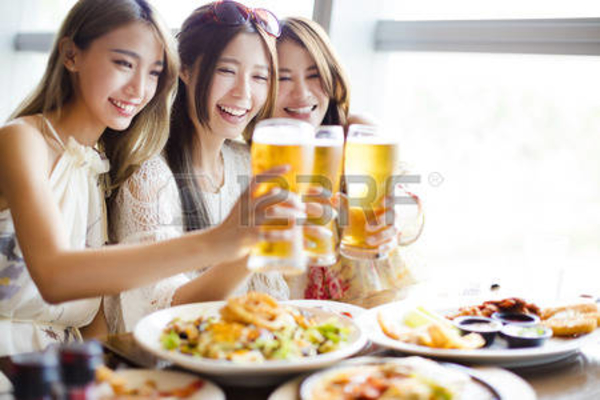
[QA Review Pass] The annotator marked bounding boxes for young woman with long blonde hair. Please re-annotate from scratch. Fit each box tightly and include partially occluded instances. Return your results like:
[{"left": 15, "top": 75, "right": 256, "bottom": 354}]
[
  {"left": 0, "top": 0, "right": 296, "bottom": 355},
  {"left": 274, "top": 17, "right": 422, "bottom": 307},
  {"left": 108, "top": 2, "right": 327, "bottom": 333}
]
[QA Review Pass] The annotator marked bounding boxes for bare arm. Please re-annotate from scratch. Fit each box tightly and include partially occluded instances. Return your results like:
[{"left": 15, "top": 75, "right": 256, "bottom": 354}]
[
  {"left": 171, "top": 257, "right": 251, "bottom": 305},
  {"left": 0, "top": 123, "right": 292, "bottom": 304}
]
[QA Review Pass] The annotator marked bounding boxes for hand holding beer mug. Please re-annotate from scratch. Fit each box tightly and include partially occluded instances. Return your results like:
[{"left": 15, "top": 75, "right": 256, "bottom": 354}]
[
  {"left": 248, "top": 119, "right": 315, "bottom": 274},
  {"left": 303, "top": 126, "right": 344, "bottom": 266},
  {"left": 340, "top": 125, "right": 420, "bottom": 259}
]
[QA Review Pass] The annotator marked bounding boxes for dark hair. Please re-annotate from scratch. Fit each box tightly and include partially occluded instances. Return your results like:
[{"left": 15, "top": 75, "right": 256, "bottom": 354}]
[
  {"left": 278, "top": 17, "right": 350, "bottom": 126},
  {"left": 166, "top": 2, "right": 278, "bottom": 231}
]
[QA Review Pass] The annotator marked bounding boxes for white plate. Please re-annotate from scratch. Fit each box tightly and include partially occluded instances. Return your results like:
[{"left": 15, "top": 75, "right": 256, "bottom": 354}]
[
  {"left": 101, "top": 369, "right": 224, "bottom": 399},
  {"left": 284, "top": 299, "right": 365, "bottom": 320},
  {"left": 357, "top": 298, "right": 599, "bottom": 368},
  {"left": 269, "top": 358, "right": 536, "bottom": 400},
  {"left": 133, "top": 301, "right": 368, "bottom": 386}
]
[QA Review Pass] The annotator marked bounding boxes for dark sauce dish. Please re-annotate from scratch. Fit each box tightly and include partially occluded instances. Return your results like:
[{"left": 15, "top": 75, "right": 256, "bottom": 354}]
[
  {"left": 454, "top": 316, "right": 503, "bottom": 347},
  {"left": 500, "top": 324, "right": 552, "bottom": 348},
  {"left": 491, "top": 311, "right": 540, "bottom": 326}
]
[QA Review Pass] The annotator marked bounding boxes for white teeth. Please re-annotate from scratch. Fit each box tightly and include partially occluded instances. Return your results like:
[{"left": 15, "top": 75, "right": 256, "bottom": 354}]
[
  {"left": 219, "top": 105, "right": 247, "bottom": 117},
  {"left": 111, "top": 99, "right": 136, "bottom": 114},
  {"left": 285, "top": 105, "right": 314, "bottom": 114}
]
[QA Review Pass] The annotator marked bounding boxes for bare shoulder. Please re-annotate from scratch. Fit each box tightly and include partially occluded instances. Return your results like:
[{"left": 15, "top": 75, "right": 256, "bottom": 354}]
[
  {"left": 0, "top": 117, "right": 50, "bottom": 167},
  {"left": 0, "top": 116, "right": 51, "bottom": 199}
]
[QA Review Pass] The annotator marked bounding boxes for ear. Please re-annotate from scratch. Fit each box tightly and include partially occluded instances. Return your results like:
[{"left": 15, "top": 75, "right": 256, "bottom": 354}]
[{"left": 59, "top": 37, "right": 80, "bottom": 72}]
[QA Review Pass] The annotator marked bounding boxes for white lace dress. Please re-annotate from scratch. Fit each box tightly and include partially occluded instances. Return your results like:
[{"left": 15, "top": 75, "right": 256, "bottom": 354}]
[
  {"left": 0, "top": 116, "right": 108, "bottom": 356},
  {"left": 105, "top": 140, "right": 289, "bottom": 333}
]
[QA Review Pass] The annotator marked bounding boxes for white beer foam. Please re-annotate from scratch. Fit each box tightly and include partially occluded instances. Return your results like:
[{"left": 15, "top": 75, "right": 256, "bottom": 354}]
[
  {"left": 346, "top": 135, "right": 399, "bottom": 145},
  {"left": 253, "top": 124, "right": 314, "bottom": 145}
]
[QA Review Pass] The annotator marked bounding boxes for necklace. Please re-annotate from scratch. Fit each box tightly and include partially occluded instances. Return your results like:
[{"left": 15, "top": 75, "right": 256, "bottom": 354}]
[{"left": 198, "top": 151, "right": 224, "bottom": 193}]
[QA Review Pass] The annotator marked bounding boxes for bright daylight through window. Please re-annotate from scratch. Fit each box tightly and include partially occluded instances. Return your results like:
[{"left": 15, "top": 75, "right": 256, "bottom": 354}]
[{"left": 372, "top": 0, "right": 600, "bottom": 299}]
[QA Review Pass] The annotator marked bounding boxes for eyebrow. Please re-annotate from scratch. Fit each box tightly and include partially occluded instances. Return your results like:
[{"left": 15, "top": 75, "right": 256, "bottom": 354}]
[
  {"left": 219, "top": 56, "right": 268, "bottom": 71},
  {"left": 279, "top": 65, "right": 318, "bottom": 73},
  {"left": 110, "top": 48, "right": 164, "bottom": 67}
]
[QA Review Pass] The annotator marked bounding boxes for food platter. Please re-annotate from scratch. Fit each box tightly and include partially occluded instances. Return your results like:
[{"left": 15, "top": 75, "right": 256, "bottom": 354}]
[
  {"left": 269, "top": 357, "right": 536, "bottom": 400},
  {"left": 284, "top": 299, "right": 365, "bottom": 320},
  {"left": 95, "top": 369, "right": 224, "bottom": 399},
  {"left": 134, "top": 300, "right": 367, "bottom": 386},
  {"left": 357, "top": 298, "right": 599, "bottom": 368}
]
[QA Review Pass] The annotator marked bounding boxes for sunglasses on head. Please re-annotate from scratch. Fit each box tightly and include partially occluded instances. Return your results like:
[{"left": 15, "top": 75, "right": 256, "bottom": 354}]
[{"left": 200, "top": 0, "right": 281, "bottom": 37}]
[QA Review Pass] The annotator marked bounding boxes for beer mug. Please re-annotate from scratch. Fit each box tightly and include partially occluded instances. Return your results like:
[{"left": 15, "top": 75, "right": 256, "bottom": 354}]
[
  {"left": 340, "top": 124, "right": 401, "bottom": 260},
  {"left": 248, "top": 118, "right": 315, "bottom": 274},
  {"left": 304, "top": 125, "right": 344, "bottom": 266}
]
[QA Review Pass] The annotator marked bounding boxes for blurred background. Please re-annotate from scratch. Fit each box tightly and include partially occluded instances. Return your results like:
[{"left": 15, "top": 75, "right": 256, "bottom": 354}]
[{"left": 1, "top": 0, "right": 599, "bottom": 298}]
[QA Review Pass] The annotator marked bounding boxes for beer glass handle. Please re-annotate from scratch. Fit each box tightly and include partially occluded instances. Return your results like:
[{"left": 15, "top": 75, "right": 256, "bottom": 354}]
[{"left": 397, "top": 186, "right": 425, "bottom": 247}]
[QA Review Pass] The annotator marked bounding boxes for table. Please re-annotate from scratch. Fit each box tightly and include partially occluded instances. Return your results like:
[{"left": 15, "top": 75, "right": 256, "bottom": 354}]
[
  {"left": 1, "top": 317, "right": 599, "bottom": 399},
  {"left": 7, "top": 332, "right": 594, "bottom": 400}
]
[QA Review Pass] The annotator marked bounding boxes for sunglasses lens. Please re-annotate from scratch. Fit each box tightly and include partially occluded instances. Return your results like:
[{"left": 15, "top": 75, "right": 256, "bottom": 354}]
[
  {"left": 214, "top": 1, "right": 249, "bottom": 24},
  {"left": 254, "top": 9, "right": 281, "bottom": 37}
]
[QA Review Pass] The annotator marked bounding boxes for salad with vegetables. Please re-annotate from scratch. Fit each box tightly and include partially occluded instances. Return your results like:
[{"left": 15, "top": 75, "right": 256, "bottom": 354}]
[{"left": 160, "top": 293, "right": 350, "bottom": 362}]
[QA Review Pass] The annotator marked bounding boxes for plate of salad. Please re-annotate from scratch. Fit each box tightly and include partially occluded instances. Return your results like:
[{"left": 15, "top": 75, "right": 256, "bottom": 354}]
[{"left": 134, "top": 293, "right": 367, "bottom": 386}]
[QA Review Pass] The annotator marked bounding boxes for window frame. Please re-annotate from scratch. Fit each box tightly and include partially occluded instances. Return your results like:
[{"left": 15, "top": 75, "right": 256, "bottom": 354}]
[{"left": 374, "top": 18, "right": 600, "bottom": 56}]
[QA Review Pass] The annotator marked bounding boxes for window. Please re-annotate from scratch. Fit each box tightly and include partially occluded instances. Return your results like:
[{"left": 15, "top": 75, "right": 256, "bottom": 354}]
[
  {"left": 379, "top": 0, "right": 600, "bottom": 21},
  {"left": 373, "top": 50, "right": 600, "bottom": 299}
]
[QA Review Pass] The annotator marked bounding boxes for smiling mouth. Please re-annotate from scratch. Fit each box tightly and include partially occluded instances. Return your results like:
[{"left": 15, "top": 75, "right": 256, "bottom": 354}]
[
  {"left": 218, "top": 104, "right": 249, "bottom": 118},
  {"left": 284, "top": 105, "right": 317, "bottom": 114},
  {"left": 109, "top": 98, "right": 137, "bottom": 115}
]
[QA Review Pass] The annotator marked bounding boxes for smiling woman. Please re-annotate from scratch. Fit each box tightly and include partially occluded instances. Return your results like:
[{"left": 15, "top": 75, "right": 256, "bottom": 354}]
[
  {"left": 107, "top": 1, "right": 294, "bottom": 334},
  {"left": 0, "top": 0, "right": 301, "bottom": 357}
]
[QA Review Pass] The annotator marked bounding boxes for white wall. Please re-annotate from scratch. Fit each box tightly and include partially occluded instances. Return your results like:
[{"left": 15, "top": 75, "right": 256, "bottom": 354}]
[
  {"left": 0, "top": 0, "right": 68, "bottom": 121},
  {"left": 325, "top": 0, "right": 388, "bottom": 122}
]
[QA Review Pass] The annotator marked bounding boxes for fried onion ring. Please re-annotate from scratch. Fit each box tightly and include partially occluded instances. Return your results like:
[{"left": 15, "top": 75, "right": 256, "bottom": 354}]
[{"left": 220, "top": 292, "right": 285, "bottom": 331}]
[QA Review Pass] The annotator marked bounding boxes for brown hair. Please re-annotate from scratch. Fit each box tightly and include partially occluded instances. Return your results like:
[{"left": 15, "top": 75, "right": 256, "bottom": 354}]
[
  {"left": 166, "top": 2, "right": 278, "bottom": 231},
  {"left": 11, "top": 0, "right": 179, "bottom": 190},
  {"left": 278, "top": 17, "right": 350, "bottom": 126}
]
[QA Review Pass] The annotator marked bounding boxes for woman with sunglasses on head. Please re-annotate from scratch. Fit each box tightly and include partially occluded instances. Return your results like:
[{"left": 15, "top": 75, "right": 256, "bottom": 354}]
[
  {"left": 108, "top": 1, "right": 321, "bottom": 333},
  {"left": 273, "top": 17, "right": 423, "bottom": 308},
  {"left": 0, "top": 0, "right": 296, "bottom": 356}
]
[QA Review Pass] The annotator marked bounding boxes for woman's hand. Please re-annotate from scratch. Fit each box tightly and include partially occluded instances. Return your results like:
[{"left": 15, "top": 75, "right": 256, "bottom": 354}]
[
  {"left": 334, "top": 184, "right": 424, "bottom": 256},
  {"left": 211, "top": 165, "right": 307, "bottom": 262},
  {"left": 302, "top": 186, "right": 336, "bottom": 250}
]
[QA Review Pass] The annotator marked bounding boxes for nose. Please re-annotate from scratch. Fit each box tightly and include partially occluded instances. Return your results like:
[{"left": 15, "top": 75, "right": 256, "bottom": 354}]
[
  {"left": 126, "top": 69, "right": 145, "bottom": 100},
  {"left": 231, "top": 73, "right": 251, "bottom": 100},
  {"left": 290, "top": 77, "right": 310, "bottom": 100}
]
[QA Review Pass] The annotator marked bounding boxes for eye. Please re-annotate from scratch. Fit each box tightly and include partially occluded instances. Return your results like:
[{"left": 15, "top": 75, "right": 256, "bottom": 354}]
[
  {"left": 217, "top": 67, "right": 235, "bottom": 75},
  {"left": 114, "top": 59, "right": 133, "bottom": 69},
  {"left": 307, "top": 73, "right": 320, "bottom": 80},
  {"left": 278, "top": 75, "right": 292, "bottom": 82},
  {"left": 254, "top": 74, "right": 269, "bottom": 82},
  {"left": 150, "top": 69, "right": 162, "bottom": 78}
]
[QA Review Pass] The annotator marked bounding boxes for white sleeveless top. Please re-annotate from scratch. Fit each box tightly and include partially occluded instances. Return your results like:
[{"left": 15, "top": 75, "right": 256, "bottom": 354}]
[
  {"left": 0, "top": 116, "right": 109, "bottom": 356},
  {"left": 105, "top": 140, "right": 289, "bottom": 333}
]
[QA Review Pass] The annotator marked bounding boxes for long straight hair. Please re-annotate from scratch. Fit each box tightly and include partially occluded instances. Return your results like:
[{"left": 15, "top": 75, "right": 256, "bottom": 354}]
[
  {"left": 166, "top": 3, "right": 278, "bottom": 232},
  {"left": 11, "top": 0, "right": 179, "bottom": 190},
  {"left": 278, "top": 17, "right": 350, "bottom": 126}
]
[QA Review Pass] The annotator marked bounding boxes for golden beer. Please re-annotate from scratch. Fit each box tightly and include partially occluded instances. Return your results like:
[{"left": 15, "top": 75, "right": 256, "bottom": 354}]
[
  {"left": 341, "top": 125, "right": 400, "bottom": 259},
  {"left": 304, "top": 126, "right": 344, "bottom": 266},
  {"left": 248, "top": 119, "right": 314, "bottom": 274}
]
